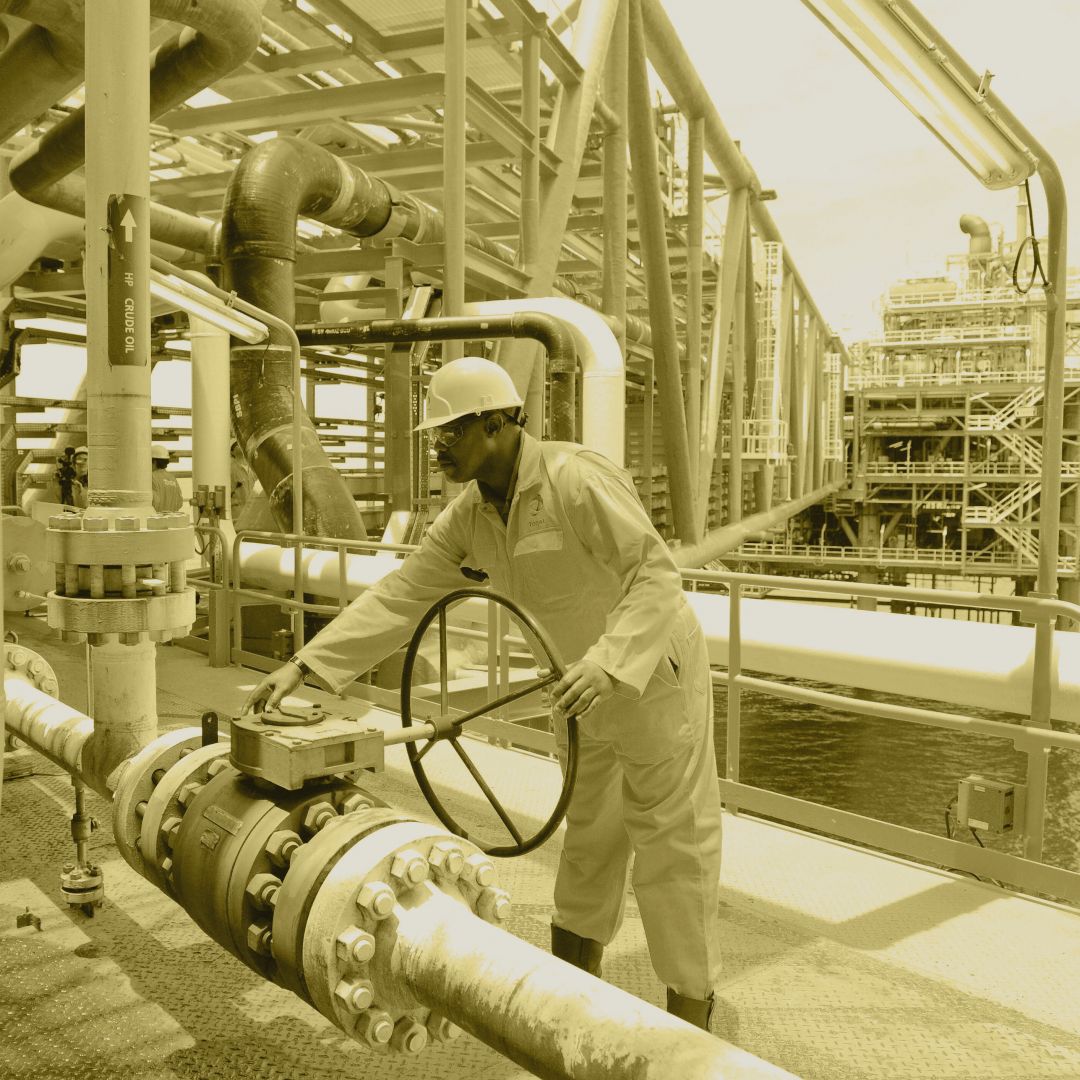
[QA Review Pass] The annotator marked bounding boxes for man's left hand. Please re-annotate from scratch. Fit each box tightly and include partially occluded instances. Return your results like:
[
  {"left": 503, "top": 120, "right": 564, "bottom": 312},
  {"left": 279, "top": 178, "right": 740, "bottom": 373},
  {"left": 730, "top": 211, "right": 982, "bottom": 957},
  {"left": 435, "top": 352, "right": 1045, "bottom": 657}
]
[{"left": 552, "top": 659, "right": 614, "bottom": 719}]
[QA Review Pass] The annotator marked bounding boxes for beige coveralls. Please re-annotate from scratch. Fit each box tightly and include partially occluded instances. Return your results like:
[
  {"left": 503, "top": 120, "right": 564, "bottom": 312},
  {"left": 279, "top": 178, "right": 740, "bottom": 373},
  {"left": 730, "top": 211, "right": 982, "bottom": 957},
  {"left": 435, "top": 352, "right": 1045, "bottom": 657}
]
[{"left": 295, "top": 433, "right": 723, "bottom": 998}]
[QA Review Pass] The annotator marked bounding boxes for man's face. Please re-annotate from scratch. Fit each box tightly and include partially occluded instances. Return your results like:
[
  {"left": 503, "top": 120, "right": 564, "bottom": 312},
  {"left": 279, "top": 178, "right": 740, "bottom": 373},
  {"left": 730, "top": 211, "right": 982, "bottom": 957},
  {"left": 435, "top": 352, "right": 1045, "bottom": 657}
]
[
  {"left": 74, "top": 453, "right": 88, "bottom": 475},
  {"left": 431, "top": 415, "right": 488, "bottom": 483}
]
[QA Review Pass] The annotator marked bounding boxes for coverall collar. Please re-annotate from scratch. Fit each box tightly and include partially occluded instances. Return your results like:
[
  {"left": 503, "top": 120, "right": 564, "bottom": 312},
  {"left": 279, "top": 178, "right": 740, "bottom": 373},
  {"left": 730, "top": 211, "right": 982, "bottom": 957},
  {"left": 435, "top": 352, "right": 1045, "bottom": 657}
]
[{"left": 474, "top": 429, "right": 536, "bottom": 522}]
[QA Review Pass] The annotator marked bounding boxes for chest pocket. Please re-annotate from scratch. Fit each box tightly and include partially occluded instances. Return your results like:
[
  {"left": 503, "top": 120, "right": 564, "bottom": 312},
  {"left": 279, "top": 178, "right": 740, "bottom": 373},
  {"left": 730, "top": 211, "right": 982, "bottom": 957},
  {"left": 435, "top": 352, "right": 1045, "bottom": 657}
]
[{"left": 514, "top": 529, "right": 576, "bottom": 602}]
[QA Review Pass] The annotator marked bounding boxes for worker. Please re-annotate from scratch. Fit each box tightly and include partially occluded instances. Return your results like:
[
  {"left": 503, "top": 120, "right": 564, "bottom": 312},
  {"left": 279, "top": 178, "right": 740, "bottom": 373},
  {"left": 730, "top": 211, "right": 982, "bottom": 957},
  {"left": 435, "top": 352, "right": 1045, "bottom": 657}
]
[
  {"left": 48, "top": 444, "right": 88, "bottom": 508},
  {"left": 150, "top": 443, "right": 184, "bottom": 512},
  {"left": 243, "top": 356, "right": 723, "bottom": 1029}
]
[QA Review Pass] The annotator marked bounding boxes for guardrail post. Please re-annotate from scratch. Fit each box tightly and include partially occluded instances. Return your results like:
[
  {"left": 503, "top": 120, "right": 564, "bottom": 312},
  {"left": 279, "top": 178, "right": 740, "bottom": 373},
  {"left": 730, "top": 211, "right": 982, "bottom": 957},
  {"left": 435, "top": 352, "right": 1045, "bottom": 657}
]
[{"left": 725, "top": 581, "right": 742, "bottom": 813}]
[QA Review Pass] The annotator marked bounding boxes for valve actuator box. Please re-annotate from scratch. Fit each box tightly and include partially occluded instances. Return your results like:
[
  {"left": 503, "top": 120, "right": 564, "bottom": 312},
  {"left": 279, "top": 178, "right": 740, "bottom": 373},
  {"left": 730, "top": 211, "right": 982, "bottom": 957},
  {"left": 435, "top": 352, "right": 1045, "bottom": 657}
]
[
  {"left": 956, "top": 774, "right": 1024, "bottom": 834},
  {"left": 230, "top": 704, "right": 385, "bottom": 790}
]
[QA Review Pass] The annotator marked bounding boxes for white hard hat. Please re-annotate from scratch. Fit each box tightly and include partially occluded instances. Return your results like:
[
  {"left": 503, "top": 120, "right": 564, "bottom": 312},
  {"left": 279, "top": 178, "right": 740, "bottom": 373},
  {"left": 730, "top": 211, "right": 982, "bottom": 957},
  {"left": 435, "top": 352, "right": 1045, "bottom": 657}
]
[
  {"left": 151, "top": 443, "right": 171, "bottom": 461},
  {"left": 414, "top": 356, "right": 524, "bottom": 432},
  {"left": 73, "top": 445, "right": 88, "bottom": 455}
]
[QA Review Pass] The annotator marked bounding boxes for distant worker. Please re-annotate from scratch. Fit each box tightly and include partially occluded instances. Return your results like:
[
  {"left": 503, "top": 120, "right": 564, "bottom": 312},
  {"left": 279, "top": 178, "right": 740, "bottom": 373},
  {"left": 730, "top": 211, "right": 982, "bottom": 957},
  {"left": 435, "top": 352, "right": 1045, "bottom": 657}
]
[
  {"left": 150, "top": 444, "right": 184, "bottom": 512},
  {"left": 243, "top": 356, "right": 723, "bottom": 1030},
  {"left": 48, "top": 444, "right": 88, "bottom": 508}
]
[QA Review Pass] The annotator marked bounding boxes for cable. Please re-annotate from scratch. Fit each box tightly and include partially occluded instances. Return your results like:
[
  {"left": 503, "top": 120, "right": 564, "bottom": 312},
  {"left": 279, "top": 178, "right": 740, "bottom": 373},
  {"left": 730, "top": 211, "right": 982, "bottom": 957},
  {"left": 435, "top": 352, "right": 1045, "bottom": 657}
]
[{"left": 1011, "top": 178, "right": 1050, "bottom": 295}]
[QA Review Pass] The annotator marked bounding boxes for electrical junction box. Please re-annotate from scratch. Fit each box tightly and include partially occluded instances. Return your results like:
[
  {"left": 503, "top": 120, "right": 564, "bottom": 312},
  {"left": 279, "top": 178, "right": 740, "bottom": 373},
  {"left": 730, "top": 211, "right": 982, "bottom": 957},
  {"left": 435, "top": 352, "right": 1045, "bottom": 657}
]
[
  {"left": 230, "top": 704, "right": 386, "bottom": 790},
  {"left": 956, "top": 774, "right": 1024, "bottom": 834}
]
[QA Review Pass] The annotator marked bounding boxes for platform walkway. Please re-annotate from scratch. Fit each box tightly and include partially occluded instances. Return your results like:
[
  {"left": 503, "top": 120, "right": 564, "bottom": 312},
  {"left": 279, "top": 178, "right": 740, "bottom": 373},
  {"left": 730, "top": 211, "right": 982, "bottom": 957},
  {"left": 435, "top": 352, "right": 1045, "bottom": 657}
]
[{"left": 3, "top": 613, "right": 1080, "bottom": 1079}]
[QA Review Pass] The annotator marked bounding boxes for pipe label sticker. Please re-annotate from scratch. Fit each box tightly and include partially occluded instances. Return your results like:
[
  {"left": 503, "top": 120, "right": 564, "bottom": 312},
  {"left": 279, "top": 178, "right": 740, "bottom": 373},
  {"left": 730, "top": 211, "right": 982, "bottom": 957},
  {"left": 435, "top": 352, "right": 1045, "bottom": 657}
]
[{"left": 107, "top": 193, "right": 149, "bottom": 367}]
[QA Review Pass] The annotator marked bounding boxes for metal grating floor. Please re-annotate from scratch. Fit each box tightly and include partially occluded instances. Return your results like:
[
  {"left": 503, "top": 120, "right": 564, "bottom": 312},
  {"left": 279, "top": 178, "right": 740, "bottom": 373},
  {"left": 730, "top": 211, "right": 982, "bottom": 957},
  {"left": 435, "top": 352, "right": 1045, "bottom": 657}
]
[{"left": 4, "top": 614, "right": 1080, "bottom": 1079}]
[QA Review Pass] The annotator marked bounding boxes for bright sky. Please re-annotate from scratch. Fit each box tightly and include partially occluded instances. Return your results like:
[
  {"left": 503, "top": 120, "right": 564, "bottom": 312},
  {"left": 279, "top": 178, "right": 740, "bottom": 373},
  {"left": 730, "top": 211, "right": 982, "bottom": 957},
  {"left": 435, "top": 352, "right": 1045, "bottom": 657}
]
[{"left": 663, "top": 0, "right": 1080, "bottom": 344}]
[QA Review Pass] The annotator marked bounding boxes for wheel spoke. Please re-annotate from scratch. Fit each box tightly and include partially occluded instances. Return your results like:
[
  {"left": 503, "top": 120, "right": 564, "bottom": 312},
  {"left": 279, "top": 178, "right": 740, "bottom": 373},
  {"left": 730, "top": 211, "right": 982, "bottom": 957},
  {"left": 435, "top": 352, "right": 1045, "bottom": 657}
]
[
  {"left": 449, "top": 671, "right": 561, "bottom": 731},
  {"left": 414, "top": 738, "right": 436, "bottom": 763},
  {"left": 449, "top": 738, "right": 524, "bottom": 845}
]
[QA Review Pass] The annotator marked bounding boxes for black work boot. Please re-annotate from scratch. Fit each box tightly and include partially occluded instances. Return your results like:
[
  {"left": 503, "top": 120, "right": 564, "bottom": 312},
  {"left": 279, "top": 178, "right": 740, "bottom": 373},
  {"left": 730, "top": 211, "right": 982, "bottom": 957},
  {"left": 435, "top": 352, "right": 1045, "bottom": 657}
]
[
  {"left": 666, "top": 987, "right": 715, "bottom": 1031},
  {"left": 550, "top": 924, "right": 604, "bottom": 977}
]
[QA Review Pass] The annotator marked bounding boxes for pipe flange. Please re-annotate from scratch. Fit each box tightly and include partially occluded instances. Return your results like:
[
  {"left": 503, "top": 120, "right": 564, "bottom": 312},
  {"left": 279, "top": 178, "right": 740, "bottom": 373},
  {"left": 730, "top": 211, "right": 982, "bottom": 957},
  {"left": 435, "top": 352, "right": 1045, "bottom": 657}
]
[
  {"left": 3, "top": 644, "right": 59, "bottom": 698},
  {"left": 111, "top": 727, "right": 206, "bottom": 876},
  {"left": 47, "top": 516, "right": 193, "bottom": 567},
  {"left": 138, "top": 742, "right": 232, "bottom": 895},
  {"left": 271, "top": 805, "right": 406, "bottom": 1004},
  {"left": 47, "top": 589, "right": 196, "bottom": 639},
  {"left": 301, "top": 820, "right": 494, "bottom": 1048}
]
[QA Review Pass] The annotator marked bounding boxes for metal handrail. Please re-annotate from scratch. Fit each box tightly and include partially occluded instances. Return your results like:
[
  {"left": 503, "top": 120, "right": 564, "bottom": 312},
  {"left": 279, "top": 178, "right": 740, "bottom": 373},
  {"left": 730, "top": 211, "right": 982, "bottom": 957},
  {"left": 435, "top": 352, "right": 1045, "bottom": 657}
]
[
  {"left": 681, "top": 564, "right": 1080, "bottom": 902},
  {"left": 199, "top": 529, "right": 1080, "bottom": 902}
]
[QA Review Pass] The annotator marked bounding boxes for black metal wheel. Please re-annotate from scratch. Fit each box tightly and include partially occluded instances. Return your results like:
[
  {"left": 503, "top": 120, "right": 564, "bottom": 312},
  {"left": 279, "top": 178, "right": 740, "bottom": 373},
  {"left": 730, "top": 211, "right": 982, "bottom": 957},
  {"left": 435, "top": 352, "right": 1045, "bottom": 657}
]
[{"left": 400, "top": 588, "right": 577, "bottom": 857}]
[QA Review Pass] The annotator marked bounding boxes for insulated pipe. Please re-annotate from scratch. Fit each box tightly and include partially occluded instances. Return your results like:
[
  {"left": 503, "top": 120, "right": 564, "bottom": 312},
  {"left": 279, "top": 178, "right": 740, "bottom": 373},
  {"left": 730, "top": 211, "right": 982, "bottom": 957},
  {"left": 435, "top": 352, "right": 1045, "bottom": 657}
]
[
  {"left": 392, "top": 884, "right": 796, "bottom": 1080},
  {"left": 188, "top": 282, "right": 233, "bottom": 520},
  {"left": 463, "top": 298, "right": 626, "bottom": 467},
  {"left": 294, "top": 312, "right": 579, "bottom": 443},
  {"left": 0, "top": 192, "right": 82, "bottom": 290},
  {"left": 3, "top": 674, "right": 97, "bottom": 793},
  {"left": 0, "top": 0, "right": 85, "bottom": 144},
  {"left": 960, "top": 214, "right": 992, "bottom": 255},
  {"left": 626, "top": 0, "right": 697, "bottom": 542},
  {"left": 673, "top": 481, "right": 842, "bottom": 568},
  {"left": 233, "top": 536, "right": 1080, "bottom": 726}
]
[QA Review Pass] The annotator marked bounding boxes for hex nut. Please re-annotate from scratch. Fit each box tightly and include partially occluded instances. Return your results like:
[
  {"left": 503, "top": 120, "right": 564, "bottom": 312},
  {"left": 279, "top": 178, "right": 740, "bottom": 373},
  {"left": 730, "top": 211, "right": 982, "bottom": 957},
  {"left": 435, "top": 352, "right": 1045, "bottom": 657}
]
[
  {"left": 354, "top": 1008, "right": 394, "bottom": 1048},
  {"left": 461, "top": 853, "right": 496, "bottom": 888},
  {"left": 176, "top": 781, "right": 204, "bottom": 809},
  {"left": 161, "top": 816, "right": 183, "bottom": 850},
  {"left": 246, "top": 922, "right": 272, "bottom": 956},
  {"left": 265, "top": 829, "right": 303, "bottom": 869},
  {"left": 356, "top": 881, "right": 396, "bottom": 920},
  {"left": 428, "top": 841, "right": 465, "bottom": 878},
  {"left": 426, "top": 1013, "right": 462, "bottom": 1043},
  {"left": 206, "top": 756, "right": 231, "bottom": 778},
  {"left": 334, "top": 977, "right": 375, "bottom": 1013},
  {"left": 302, "top": 800, "right": 337, "bottom": 836},
  {"left": 340, "top": 792, "right": 373, "bottom": 815},
  {"left": 390, "top": 1018, "right": 428, "bottom": 1055},
  {"left": 244, "top": 872, "right": 282, "bottom": 912},
  {"left": 390, "top": 848, "right": 429, "bottom": 887},
  {"left": 336, "top": 926, "right": 377, "bottom": 964},
  {"left": 477, "top": 887, "right": 511, "bottom": 923}
]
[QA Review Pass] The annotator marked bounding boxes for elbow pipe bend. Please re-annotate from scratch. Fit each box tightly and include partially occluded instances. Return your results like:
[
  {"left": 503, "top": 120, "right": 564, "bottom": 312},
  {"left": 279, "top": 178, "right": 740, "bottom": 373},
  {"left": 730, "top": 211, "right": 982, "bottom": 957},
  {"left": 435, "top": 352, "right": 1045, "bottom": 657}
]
[
  {"left": 294, "top": 314, "right": 577, "bottom": 439},
  {"left": 8, "top": 0, "right": 262, "bottom": 242},
  {"left": 959, "top": 214, "right": 992, "bottom": 255}
]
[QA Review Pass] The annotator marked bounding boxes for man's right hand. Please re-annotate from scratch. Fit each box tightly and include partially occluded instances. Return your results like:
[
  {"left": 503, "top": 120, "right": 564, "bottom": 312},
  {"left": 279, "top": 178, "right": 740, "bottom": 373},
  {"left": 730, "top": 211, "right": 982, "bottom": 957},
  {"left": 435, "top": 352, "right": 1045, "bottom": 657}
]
[{"left": 242, "top": 662, "right": 304, "bottom": 715}]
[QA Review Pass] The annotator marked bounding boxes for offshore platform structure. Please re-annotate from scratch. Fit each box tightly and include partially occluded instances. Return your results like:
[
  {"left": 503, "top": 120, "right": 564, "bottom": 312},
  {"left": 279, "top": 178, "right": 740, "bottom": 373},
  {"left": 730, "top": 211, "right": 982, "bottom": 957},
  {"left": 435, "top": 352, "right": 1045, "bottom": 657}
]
[{"left": 728, "top": 197, "right": 1080, "bottom": 613}]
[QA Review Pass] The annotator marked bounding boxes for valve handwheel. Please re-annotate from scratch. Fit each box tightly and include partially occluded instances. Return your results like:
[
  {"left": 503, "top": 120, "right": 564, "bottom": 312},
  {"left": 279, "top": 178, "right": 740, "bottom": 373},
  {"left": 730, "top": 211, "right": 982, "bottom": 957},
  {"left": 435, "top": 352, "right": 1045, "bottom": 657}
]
[{"left": 400, "top": 588, "right": 578, "bottom": 857}]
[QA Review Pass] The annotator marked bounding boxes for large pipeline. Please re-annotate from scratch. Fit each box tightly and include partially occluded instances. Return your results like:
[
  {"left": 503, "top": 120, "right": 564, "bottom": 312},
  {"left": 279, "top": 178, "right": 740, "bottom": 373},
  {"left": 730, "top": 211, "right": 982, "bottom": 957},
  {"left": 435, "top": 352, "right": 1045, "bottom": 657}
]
[{"left": 2, "top": 659, "right": 793, "bottom": 1079}]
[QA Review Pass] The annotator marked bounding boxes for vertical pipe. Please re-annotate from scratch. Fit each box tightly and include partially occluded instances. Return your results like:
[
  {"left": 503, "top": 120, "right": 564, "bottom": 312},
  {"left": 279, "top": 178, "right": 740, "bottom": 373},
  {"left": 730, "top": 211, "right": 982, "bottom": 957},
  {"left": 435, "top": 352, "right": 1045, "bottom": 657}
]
[
  {"left": 189, "top": 307, "right": 232, "bottom": 520},
  {"left": 443, "top": 0, "right": 467, "bottom": 363},
  {"left": 84, "top": 1, "right": 152, "bottom": 511},
  {"left": 626, "top": 0, "right": 697, "bottom": 541},
  {"left": 728, "top": 235, "right": 745, "bottom": 525},
  {"left": 79, "top": 0, "right": 158, "bottom": 792},
  {"left": 601, "top": 0, "right": 628, "bottom": 348},
  {"left": 686, "top": 116, "right": 704, "bottom": 494},
  {"left": 520, "top": 31, "right": 541, "bottom": 272},
  {"left": 642, "top": 355, "right": 655, "bottom": 521}
]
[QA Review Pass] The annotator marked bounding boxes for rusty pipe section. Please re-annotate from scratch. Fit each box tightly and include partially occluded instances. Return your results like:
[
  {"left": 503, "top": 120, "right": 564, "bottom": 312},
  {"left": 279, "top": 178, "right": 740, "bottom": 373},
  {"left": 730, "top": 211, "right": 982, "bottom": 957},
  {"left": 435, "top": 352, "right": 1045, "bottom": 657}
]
[
  {"left": 7, "top": 0, "right": 262, "bottom": 245},
  {"left": 674, "top": 481, "right": 842, "bottom": 569},
  {"left": 0, "top": 0, "right": 85, "bottom": 144},
  {"left": 222, "top": 136, "right": 520, "bottom": 539},
  {"left": 295, "top": 313, "right": 578, "bottom": 442}
]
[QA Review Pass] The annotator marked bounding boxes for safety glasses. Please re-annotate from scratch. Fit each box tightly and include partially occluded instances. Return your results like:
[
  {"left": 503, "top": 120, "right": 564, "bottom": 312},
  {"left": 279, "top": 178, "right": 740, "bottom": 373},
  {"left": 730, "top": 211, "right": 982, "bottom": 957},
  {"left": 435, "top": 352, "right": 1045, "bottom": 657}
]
[{"left": 430, "top": 416, "right": 481, "bottom": 449}]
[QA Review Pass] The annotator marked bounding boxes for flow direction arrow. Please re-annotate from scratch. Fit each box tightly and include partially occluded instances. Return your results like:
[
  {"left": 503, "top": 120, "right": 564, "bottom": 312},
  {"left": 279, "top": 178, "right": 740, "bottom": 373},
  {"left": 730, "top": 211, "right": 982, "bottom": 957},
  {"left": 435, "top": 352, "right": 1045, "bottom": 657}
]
[{"left": 120, "top": 209, "right": 137, "bottom": 243}]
